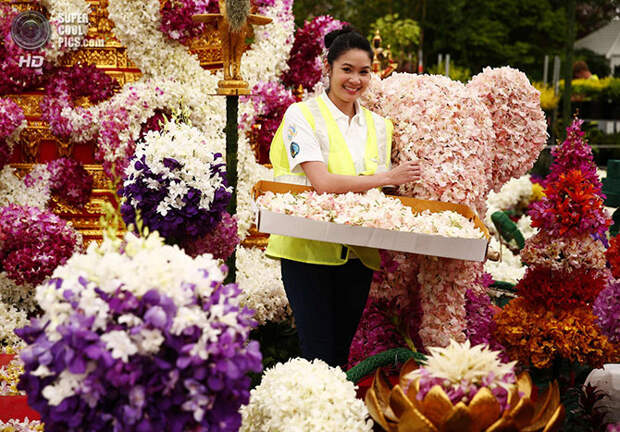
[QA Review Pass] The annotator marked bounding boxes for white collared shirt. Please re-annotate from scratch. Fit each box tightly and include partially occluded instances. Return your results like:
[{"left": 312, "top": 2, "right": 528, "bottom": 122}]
[{"left": 282, "top": 92, "right": 370, "bottom": 175}]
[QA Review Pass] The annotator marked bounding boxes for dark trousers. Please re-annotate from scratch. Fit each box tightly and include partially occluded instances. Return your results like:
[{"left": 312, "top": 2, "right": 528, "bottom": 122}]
[{"left": 280, "top": 258, "right": 373, "bottom": 368}]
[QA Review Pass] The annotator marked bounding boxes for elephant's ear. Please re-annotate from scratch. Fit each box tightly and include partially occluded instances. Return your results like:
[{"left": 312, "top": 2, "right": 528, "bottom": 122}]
[{"left": 467, "top": 67, "right": 548, "bottom": 193}]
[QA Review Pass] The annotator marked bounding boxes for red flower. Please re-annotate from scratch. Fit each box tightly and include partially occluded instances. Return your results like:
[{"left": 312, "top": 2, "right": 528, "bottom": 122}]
[
  {"left": 516, "top": 266, "right": 606, "bottom": 310},
  {"left": 607, "top": 236, "right": 620, "bottom": 279},
  {"left": 530, "top": 169, "right": 610, "bottom": 237}
]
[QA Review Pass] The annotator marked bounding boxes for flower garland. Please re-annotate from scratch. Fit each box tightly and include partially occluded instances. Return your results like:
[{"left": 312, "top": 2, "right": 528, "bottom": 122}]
[
  {"left": 0, "top": 204, "right": 82, "bottom": 287},
  {"left": 0, "top": 98, "right": 26, "bottom": 170},
  {"left": 0, "top": 300, "right": 27, "bottom": 348},
  {"left": 406, "top": 340, "right": 517, "bottom": 412},
  {"left": 120, "top": 119, "right": 231, "bottom": 241},
  {"left": 240, "top": 358, "right": 373, "bottom": 432},
  {"left": 0, "top": 165, "right": 50, "bottom": 211},
  {"left": 46, "top": 157, "right": 94, "bottom": 207},
  {"left": 241, "top": 81, "right": 296, "bottom": 163},
  {"left": 467, "top": 67, "right": 548, "bottom": 192},
  {"left": 281, "top": 15, "right": 345, "bottom": 91},
  {"left": 464, "top": 286, "right": 508, "bottom": 361},
  {"left": 257, "top": 189, "right": 485, "bottom": 239},
  {"left": 159, "top": 0, "right": 217, "bottom": 43},
  {"left": 40, "top": 0, "right": 293, "bottom": 244},
  {"left": 17, "top": 232, "right": 262, "bottom": 431},
  {"left": 235, "top": 246, "right": 290, "bottom": 325},
  {"left": 40, "top": 64, "right": 119, "bottom": 142},
  {"left": 0, "top": 419, "right": 44, "bottom": 432}
]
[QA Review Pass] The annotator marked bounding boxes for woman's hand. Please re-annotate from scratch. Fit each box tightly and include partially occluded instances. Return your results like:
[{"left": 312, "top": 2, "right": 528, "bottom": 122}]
[
  {"left": 300, "top": 160, "right": 421, "bottom": 194},
  {"left": 384, "top": 160, "right": 421, "bottom": 186}
]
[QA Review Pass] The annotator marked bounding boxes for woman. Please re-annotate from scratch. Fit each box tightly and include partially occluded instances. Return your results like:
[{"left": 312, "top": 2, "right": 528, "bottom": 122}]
[{"left": 266, "top": 27, "right": 420, "bottom": 368}]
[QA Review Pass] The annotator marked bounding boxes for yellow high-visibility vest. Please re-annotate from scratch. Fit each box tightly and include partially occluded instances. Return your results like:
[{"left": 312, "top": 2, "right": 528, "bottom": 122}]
[{"left": 266, "top": 96, "right": 393, "bottom": 270}]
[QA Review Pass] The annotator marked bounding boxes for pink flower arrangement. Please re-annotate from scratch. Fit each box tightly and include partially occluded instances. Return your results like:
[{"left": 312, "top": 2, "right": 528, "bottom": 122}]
[
  {"left": 542, "top": 119, "right": 599, "bottom": 187},
  {"left": 181, "top": 211, "right": 240, "bottom": 260},
  {"left": 593, "top": 281, "right": 620, "bottom": 344},
  {"left": 242, "top": 82, "right": 296, "bottom": 163},
  {"left": 467, "top": 66, "right": 548, "bottom": 192},
  {"left": 45, "top": 157, "right": 94, "bottom": 207},
  {"left": 159, "top": 0, "right": 218, "bottom": 43},
  {"left": 464, "top": 282, "right": 510, "bottom": 362},
  {"left": 521, "top": 232, "right": 607, "bottom": 272},
  {"left": 41, "top": 64, "right": 119, "bottom": 142},
  {"left": 355, "top": 68, "right": 548, "bottom": 350},
  {"left": 0, "top": 97, "right": 26, "bottom": 169},
  {"left": 281, "top": 15, "right": 345, "bottom": 91},
  {"left": 0, "top": 204, "right": 82, "bottom": 286},
  {"left": 362, "top": 73, "right": 494, "bottom": 216}
]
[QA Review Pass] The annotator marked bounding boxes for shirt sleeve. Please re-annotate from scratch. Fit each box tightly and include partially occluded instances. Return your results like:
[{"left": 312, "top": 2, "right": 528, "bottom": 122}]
[{"left": 282, "top": 104, "right": 325, "bottom": 174}]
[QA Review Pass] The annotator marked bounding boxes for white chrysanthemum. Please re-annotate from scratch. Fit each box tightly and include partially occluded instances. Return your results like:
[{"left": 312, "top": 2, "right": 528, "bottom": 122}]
[
  {"left": 409, "top": 340, "right": 517, "bottom": 392},
  {"left": 236, "top": 247, "right": 290, "bottom": 324},
  {"left": 240, "top": 358, "right": 373, "bottom": 432}
]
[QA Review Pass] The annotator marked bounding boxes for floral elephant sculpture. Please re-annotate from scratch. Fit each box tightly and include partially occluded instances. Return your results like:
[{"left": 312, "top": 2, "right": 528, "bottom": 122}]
[{"left": 351, "top": 67, "right": 547, "bottom": 355}]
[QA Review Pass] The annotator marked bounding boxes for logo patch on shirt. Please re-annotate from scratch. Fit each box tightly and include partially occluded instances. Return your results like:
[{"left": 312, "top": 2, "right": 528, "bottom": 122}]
[
  {"left": 290, "top": 142, "right": 300, "bottom": 158},
  {"left": 287, "top": 125, "right": 297, "bottom": 141}
]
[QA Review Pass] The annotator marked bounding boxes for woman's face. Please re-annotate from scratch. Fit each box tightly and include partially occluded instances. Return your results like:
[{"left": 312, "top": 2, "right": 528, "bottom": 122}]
[{"left": 327, "top": 48, "right": 371, "bottom": 106}]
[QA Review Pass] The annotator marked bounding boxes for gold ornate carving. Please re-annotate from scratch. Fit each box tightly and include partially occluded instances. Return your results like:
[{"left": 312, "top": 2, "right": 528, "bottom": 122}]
[
  {"left": 241, "top": 226, "right": 268, "bottom": 249},
  {"left": 7, "top": 94, "right": 43, "bottom": 117}
]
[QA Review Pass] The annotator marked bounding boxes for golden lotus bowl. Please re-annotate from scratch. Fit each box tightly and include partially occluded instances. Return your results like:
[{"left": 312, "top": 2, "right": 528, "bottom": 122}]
[{"left": 365, "top": 359, "right": 565, "bottom": 432}]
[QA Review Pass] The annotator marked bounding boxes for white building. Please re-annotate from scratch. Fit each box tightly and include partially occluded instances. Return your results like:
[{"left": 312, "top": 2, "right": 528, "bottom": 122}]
[{"left": 575, "top": 19, "right": 620, "bottom": 73}]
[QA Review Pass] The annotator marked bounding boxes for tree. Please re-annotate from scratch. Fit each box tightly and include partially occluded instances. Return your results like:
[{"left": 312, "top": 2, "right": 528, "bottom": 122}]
[
  {"left": 369, "top": 14, "right": 420, "bottom": 66},
  {"left": 576, "top": 0, "right": 620, "bottom": 38}
]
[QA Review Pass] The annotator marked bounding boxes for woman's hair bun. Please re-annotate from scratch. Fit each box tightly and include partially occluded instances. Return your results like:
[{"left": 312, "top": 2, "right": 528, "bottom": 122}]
[{"left": 324, "top": 26, "right": 354, "bottom": 49}]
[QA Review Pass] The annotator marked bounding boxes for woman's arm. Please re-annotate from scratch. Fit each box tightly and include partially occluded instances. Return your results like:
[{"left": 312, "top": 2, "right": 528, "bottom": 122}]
[{"left": 301, "top": 160, "right": 421, "bottom": 194}]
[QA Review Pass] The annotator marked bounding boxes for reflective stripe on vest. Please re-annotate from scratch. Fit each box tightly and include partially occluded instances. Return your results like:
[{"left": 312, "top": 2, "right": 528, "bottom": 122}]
[{"left": 266, "top": 98, "right": 393, "bottom": 270}]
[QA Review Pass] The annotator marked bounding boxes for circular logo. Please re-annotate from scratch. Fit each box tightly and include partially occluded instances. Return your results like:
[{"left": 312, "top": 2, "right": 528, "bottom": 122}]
[{"left": 10, "top": 11, "right": 51, "bottom": 51}]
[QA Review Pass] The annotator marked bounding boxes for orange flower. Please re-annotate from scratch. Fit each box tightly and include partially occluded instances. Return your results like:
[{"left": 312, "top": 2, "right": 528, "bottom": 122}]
[{"left": 494, "top": 298, "right": 618, "bottom": 369}]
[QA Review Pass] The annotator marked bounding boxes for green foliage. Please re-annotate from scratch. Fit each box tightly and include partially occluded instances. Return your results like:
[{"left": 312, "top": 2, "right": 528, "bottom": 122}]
[
  {"left": 292, "top": 0, "right": 617, "bottom": 81},
  {"left": 426, "top": 60, "right": 471, "bottom": 83},
  {"left": 424, "top": 0, "right": 568, "bottom": 78},
  {"left": 368, "top": 14, "right": 420, "bottom": 65},
  {"left": 249, "top": 320, "right": 301, "bottom": 388}
]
